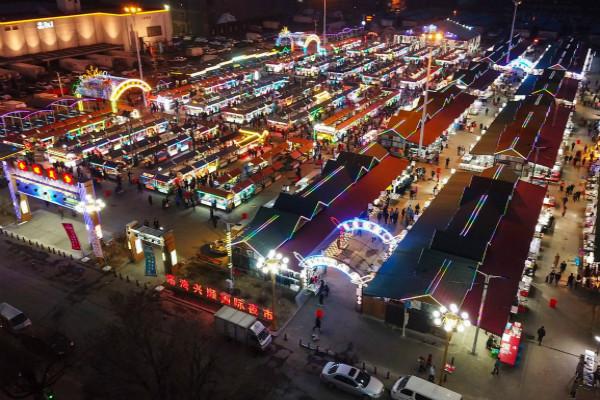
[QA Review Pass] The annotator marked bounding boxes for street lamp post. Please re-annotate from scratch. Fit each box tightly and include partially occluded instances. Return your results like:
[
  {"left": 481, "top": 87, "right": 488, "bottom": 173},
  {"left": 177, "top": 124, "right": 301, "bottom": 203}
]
[
  {"left": 257, "top": 250, "right": 289, "bottom": 330},
  {"left": 124, "top": 6, "right": 146, "bottom": 108},
  {"left": 506, "top": 0, "right": 522, "bottom": 65},
  {"left": 432, "top": 303, "right": 470, "bottom": 385},
  {"left": 471, "top": 271, "right": 506, "bottom": 355},
  {"left": 224, "top": 221, "right": 242, "bottom": 290},
  {"left": 322, "top": 0, "right": 327, "bottom": 45},
  {"left": 418, "top": 32, "right": 443, "bottom": 157}
]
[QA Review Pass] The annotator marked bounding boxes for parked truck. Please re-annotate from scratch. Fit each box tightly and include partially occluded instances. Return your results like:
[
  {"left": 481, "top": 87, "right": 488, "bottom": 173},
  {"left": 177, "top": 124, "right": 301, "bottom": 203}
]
[
  {"left": 214, "top": 306, "right": 272, "bottom": 350},
  {"left": 8, "top": 63, "right": 45, "bottom": 80}
]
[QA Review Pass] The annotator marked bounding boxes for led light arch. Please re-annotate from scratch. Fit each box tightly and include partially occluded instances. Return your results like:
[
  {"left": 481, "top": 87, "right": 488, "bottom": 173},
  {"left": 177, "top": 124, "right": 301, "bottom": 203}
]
[
  {"left": 109, "top": 79, "right": 151, "bottom": 113},
  {"left": 296, "top": 253, "right": 374, "bottom": 306},
  {"left": 337, "top": 218, "right": 399, "bottom": 255},
  {"left": 276, "top": 28, "right": 323, "bottom": 54}
]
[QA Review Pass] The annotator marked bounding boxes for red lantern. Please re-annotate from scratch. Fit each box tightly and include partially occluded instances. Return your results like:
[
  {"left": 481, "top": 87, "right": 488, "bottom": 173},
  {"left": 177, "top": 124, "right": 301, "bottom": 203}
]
[
  {"left": 32, "top": 164, "right": 43, "bottom": 175},
  {"left": 16, "top": 160, "right": 28, "bottom": 171},
  {"left": 46, "top": 168, "right": 58, "bottom": 180},
  {"left": 62, "top": 173, "right": 74, "bottom": 185}
]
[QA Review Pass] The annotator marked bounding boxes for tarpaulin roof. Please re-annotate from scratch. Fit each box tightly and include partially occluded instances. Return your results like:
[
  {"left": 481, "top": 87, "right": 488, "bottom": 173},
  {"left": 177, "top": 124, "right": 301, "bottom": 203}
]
[
  {"left": 527, "top": 104, "right": 571, "bottom": 168},
  {"left": 471, "top": 101, "right": 521, "bottom": 155},
  {"left": 365, "top": 171, "right": 474, "bottom": 299},
  {"left": 281, "top": 156, "right": 408, "bottom": 259},
  {"left": 461, "top": 181, "right": 546, "bottom": 335},
  {"left": 469, "top": 69, "right": 501, "bottom": 92}
]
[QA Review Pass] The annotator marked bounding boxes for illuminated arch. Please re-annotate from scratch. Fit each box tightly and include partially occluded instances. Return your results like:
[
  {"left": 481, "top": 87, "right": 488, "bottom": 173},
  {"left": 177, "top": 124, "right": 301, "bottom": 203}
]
[
  {"left": 109, "top": 78, "right": 151, "bottom": 113},
  {"left": 296, "top": 253, "right": 374, "bottom": 306},
  {"left": 336, "top": 218, "right": 399, "bottom": 255},
  {"left": 303, "top": 34, "right": 321, "bottom": 54}
]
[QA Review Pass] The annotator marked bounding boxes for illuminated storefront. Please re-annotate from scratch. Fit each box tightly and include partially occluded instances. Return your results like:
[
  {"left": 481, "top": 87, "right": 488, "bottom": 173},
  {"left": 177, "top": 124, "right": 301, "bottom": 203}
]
[{"left": 0, "top": 8, "right": 172, "bottom": 58}]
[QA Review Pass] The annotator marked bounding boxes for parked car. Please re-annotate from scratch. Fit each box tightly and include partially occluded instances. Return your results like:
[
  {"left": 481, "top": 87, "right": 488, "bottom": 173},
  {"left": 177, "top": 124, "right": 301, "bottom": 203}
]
[
  {"left": 320, "top": 362, "right": 385, "bottom": 398},
  {"left": 0, "top": 303, "right": 32, "bottom": 333},
  {"left": 208, "top": 240, "right": 228, "bottom": 256},
  {"left": 20, "top": 331, "right": 75, "bottom": 358},
  {"left": 391, "top": 375, "right": 462, "bottom": 400}
]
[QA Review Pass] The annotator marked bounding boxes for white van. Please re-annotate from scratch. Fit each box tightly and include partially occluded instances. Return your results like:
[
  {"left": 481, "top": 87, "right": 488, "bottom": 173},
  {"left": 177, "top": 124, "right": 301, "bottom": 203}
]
[
  {"left": 0, "top": 303, "right": 32, "bottom": 333},
  {"left": 391, "top": 375, "right": 462, "bottom": 400}
]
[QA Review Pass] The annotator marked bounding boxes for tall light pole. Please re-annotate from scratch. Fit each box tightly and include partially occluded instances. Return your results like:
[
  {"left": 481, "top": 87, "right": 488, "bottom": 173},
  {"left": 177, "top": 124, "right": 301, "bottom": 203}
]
[
  {"left": 322, "top": 0, "right": 327, "bottom": 45},
  {"left": 505, "top": 0, "right": 522, "bottom": 65},
  {"left": 257, "top": 250, "right": 289, "bottom": 330},
  {"left": 471, "top": 271, "right": 506, "bottom": 355},
  {"left": 418, "top": 31, "right": 443, "bottom": 157},
  {"left": 432, "top": 303, "right": 470, "bottom": 385},
  {"left": 124, "top": 6, "right": 146, "bottom": 108}
]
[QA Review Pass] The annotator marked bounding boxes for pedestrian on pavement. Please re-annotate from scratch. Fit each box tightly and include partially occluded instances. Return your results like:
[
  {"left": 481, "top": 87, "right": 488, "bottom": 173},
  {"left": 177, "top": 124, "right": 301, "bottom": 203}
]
[
  {"left": 559, "top": 181, "right": 565, "bottom": 192},
  {"left": 548, "top": 270, "right": 555, "bottom": 284},
  {"left": 323, "top": 282, "right": 330, "bottom": 297},
  {"left": 319, "top": 291, "right": 324, "bottom": 305},
  {"left": 418, "top": 356, "right": 426, "bottom": 373},
  {"left": 555, "top": 271, "right": 561, "bottom": 286},
  {"left": 148, "top": 195, "right": 153, "bottom": 206},
  {"left": 568, "top": 273, "right": 575, "bottom": 288},
  {"left": 554, "top": 253, "right": 560, "bottom": 269},
  {"left": 426, "top": 354, "right": 432, "bottom": 369},
  {"left": 445, "top": 157, "right": 450, "bottom": 169},
  {"left": 428, "top": 365, "right": 436, "bottom": 382},
  {"left": 560, "top": 260, "right": 567, "bottom": 274},
  {"left": 562, "top": 205, "right": 567, "bottom": 217},
  {"left": 537, "top": 326, "right": 546, "bottom": 345},
  {"left": 491, "top": 357, "right": 501, "bottom": 375}
]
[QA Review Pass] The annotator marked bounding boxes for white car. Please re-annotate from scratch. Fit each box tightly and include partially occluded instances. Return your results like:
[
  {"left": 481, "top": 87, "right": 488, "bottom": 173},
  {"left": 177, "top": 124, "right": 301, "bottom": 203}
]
[{"left": 320, "top": 362, "right": 385, "bottom": 398}]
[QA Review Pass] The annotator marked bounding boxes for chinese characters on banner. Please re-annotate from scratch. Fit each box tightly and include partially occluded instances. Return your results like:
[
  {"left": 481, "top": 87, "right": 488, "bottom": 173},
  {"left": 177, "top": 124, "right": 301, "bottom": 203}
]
[
  {"left": 165, "top": 274, "right": 274, "bottom": 321},
  {"left": 61, "top": 223, "right": 81, "bottom": 250}
]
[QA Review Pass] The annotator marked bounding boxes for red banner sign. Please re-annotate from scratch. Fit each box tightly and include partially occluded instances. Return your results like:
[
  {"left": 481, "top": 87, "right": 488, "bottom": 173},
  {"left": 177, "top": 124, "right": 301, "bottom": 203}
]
[
  {"left": 165, "top": 274, "right": 273, "bottom": 321},
  {"left": 62, "top": 223, "right": 81, "bottom": 251}
]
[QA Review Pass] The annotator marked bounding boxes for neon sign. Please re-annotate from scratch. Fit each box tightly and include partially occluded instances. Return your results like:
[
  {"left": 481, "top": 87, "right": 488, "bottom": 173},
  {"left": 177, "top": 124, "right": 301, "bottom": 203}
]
[
  {"left": 164, "top": 275, "right": 274, "bottom": 322},
  {"left": 36, "top": 21, "right": 54, "bottom": 30}
]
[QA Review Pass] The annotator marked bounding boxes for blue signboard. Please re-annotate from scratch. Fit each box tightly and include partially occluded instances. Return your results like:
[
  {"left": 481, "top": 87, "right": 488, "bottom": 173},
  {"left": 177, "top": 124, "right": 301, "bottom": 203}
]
[
  {"left": 15, "top": 178, "right": 80, "bottom": 209},
  {"left": 143, "top": 242, "right": 157, "bottom": 277}
]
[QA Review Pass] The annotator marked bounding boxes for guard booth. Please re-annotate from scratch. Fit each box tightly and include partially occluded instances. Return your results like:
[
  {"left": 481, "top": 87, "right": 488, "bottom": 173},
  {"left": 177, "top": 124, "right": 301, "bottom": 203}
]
[{"left": 125, "top": 221, "right": 178, "bottom": 277}]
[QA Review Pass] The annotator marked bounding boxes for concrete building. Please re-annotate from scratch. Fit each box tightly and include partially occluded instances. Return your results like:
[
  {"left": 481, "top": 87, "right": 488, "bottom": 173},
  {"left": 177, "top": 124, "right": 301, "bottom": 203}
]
[{"left": 0, "top": 0, "right": 172, "bottom": 58}]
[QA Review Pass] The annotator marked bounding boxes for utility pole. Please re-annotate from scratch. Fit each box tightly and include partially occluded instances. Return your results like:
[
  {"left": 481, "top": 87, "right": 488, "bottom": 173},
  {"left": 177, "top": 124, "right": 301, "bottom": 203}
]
[{"left": 471, "top": 271, "right": 506, "bottom": 355}]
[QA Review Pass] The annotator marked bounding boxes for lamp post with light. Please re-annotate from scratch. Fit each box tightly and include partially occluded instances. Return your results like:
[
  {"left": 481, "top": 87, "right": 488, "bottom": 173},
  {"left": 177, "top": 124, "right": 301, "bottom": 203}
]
[
  {"left": 506, "top": 0, "right": 522, "bottom": 64},
  {"left": 123, "top": 6, "right": 146, "bottom": 107},
  {"left": 257, "top": 250, "right": 289, "bottom": 330},
  {"left": 418, "top": 31, "right": 443, "bottom": 156},
  {"left": 432, "top": 303, "right": 470, "bottom": 385}
]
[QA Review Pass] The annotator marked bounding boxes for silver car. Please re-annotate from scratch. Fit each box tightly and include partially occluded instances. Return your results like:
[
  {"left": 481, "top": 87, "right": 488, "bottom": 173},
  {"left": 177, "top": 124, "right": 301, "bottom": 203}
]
[{"left": 320, "top": 362, "right": 385, "bottom": 398}]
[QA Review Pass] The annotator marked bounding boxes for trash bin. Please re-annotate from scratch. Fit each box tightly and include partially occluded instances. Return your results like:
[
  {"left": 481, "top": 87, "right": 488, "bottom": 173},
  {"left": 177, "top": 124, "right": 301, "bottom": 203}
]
[{"left": 549, "top": 298, "right": 557, "bottom": 308}]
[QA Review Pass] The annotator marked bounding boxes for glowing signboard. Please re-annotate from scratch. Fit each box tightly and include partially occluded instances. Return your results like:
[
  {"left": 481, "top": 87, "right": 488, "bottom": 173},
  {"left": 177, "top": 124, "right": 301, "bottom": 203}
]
[
  {"left": 36, "top": 21, "right": 54, "bottom": 30},
  {"left": 165, "top": 274, "right": 274, "bottom": 322}
]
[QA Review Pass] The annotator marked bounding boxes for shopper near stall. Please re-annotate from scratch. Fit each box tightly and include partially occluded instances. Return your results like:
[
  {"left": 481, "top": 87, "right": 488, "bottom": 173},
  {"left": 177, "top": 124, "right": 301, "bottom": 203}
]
[
  {"left": 428, "top": 365, "right": 436, "bottom": 382},
  {"left": 554, "top": 253, "right": 561, "bottom": 269},
  {"left": 537, "top": 326, "right": 546, "bottom": 345},
  {"left": 568, "top": 273, "right": 575, "bottom": 288},
  {"left": 491, "top": 358, "right": 501, "bottom": 375}
]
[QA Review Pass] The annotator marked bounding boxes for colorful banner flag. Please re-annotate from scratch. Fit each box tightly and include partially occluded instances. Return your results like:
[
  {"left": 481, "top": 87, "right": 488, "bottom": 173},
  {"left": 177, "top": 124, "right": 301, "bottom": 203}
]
[{"left": 61, "top": 223, "right": 81, "bottom": 251}]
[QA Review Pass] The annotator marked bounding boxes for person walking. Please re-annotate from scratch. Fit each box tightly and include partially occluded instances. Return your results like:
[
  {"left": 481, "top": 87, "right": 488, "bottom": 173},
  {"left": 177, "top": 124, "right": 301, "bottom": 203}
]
[
  {"left": 560, "top": 260, "right": 567, "bottom": 274},
  {"left": 491, "top": 357, "right": 501, "bottom": 375},
  {"left": 428, "top": 365, "right": 436, "bottom": 382},
  {"left": 562, "top": 205, "right": 567, "bottom": 217},
  {"left": 568, "top": 273, "right": 575, "bottom": 288},
  {"left": 554, "top": 253, "right": 560, "bottom": 269},
  {"left": 445, "top": 157, "right": 450, "bottom": 169},
  {"left": 319, "top": 292, "right": 324, "bottom": 305},
  {"left": 537, "top": 326, "right": 546, "bottom": 345}
]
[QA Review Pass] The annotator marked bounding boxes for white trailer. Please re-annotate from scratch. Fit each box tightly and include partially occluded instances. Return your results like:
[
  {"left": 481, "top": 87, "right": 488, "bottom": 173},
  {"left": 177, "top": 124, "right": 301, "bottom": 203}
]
[
  {"left": 8, "top": 63, "right": 45, "bottom": 80},
  {"left": 59, "top": 58, "right": 92, "bottom": 73},
  {"left": 86, "top": 54, "right": 115, "bottom": 68}
]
